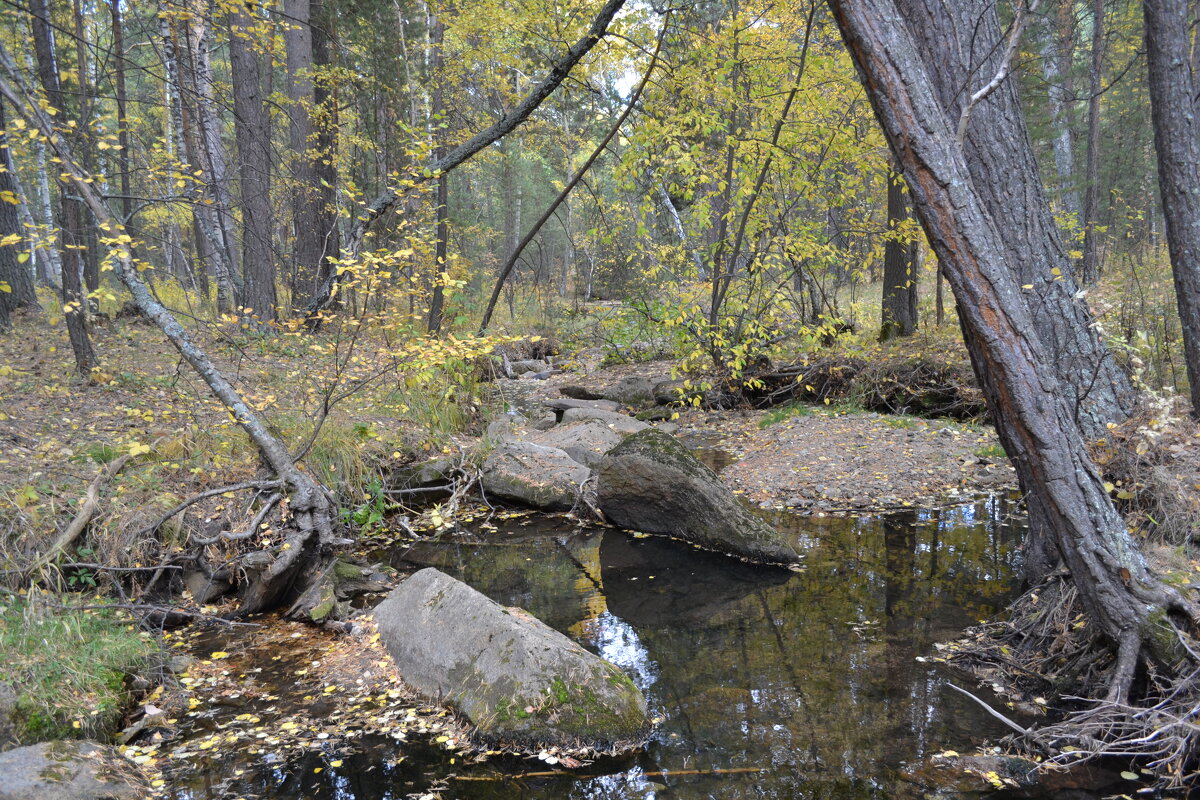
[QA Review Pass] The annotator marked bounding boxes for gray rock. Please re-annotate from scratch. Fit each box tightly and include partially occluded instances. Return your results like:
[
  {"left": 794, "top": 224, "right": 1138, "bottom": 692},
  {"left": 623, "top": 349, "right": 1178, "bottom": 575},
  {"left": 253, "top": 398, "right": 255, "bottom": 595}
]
[
  {"left": 0, "top": 684, "right": 15, "bottom": 752},
  {"left": 654, "top": 422, "right": 680, "bottom": 435},
  {"left": 544, "top": 398, "right": 621, "bottom": 416},
  {"left": 600, "top": 375, "right": 670, "bottom": 407},
  {"left": 481, "top": 441, "right": 590, "bottom": 510},
  {"left": 509, "top": 359, "right": 548, "bottom": 376},
  {"left": 561, "top": 407, "right": 650, "bottom": 435},
  {"left": 529, "top": 421, "right": 624, "bottom": 468},
  {"left": 374, "top": 569, "right": 650, "bottom": 748},
  {"left": 183, "top": 570, "right": 232, "bottom": 604},
  {"left": 531, "top": 414, "right": 558, "bottom": 431},
  {"left": 559, "top": 385, "right": 604, "bottom": 401},
  {"left": 0, "top": 741, "right": 144, "bottom": 800},
  {"left": 486, "top": 414, "right": 526, "bottom": 442},
  {"left": 597, "top": 430, "right": 800, "bottom": 566}
]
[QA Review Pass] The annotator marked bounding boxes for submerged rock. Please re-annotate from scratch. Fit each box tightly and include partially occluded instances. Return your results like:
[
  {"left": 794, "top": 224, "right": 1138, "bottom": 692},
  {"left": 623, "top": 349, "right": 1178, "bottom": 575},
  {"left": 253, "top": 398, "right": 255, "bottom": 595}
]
[
  {"left": 373, "top": 568, "right": 650, "bottom": 749},
  {"left": 528, "top": 421, "right": 624, "bottom": 468},
  {"left": 0, "top": 741, "right": 144, "bottom": 800},
  {"left": 597, "top": 429, "right": 800, "bottom": 566},
  {"left": 481, "top": 441, "right": 590, "bottom": 510}
]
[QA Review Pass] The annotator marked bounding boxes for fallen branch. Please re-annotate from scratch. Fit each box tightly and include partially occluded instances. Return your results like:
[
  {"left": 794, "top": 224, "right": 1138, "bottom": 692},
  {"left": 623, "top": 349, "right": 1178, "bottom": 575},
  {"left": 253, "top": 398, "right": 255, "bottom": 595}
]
[{"left": 29, "top": 450, "right": 138, "bottom": 573}]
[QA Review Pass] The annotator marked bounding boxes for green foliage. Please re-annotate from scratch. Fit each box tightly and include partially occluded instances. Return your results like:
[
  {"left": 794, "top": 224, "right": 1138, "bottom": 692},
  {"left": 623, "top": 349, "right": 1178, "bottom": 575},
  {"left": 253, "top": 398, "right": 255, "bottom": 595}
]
[{"left": 0, "top": 596, "right": 155, "bottom": 742}]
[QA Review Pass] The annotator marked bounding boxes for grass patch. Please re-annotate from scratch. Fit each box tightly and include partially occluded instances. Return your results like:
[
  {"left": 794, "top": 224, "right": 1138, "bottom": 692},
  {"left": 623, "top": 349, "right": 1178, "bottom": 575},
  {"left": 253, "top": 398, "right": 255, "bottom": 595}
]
[
  {"left": 0, "top": 596, "right": 156, "bottom": 743},
  {"left": 974, "top": 443, "right": 1007, "bottom": 460},
  {"left": 759, "top": 401, "right": 816, "bottom": 428}
]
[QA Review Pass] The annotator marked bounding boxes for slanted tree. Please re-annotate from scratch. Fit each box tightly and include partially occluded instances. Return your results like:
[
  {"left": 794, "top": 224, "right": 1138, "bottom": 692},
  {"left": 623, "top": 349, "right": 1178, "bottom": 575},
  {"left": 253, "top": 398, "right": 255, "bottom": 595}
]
[
  {"left": 890, "top": 0, "right": 1134, "bottom": 443},
  {"left": 826, "top": 0, "right": 1196, "bottom": 703},
  {"left": 1143, "top": 0, "right": 1200, "bottom": 420}
]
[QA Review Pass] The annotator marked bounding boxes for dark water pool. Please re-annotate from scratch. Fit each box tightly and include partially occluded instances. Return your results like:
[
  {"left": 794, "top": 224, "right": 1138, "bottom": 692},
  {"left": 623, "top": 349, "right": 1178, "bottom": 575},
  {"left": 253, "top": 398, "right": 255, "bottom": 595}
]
[{"left": 166, "top": 496, "right": 1030, "bottom": 799}]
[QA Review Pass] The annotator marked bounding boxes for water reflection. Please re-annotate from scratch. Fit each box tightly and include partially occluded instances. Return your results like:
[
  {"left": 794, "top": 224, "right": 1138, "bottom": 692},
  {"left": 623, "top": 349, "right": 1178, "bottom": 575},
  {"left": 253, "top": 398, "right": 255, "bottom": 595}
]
[{"left": 167, "top": 496, "right": 1028, "bottom": 799}]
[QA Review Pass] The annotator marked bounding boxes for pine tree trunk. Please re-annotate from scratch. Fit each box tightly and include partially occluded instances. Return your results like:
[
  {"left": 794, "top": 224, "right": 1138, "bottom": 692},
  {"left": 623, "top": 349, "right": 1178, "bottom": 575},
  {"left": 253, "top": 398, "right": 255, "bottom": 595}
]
[
  {"left": 0, "top": 100, "right": 38, "bottom": 317},
  {"left": 29, "top": 0, "right": 95, "bottom": 372},
  {"left": 285, "top": 0, "right": 339, "bottom": 310},
  {"left": 891, "top": 0, "right": 1134, "bottom": 442},
  {"left": 828, "top": 0, "right": 1196, "bottom": 699},
  {"left": 1079, "top": 0, "right": 1105, "bottom": 284},
  {"left": 230, "top": 7, "right": 277, "bottom": 325},
  {"left": 879, "top": 165, "right": 917, "bottom": 340},
  {"left": 1143, "top": 0, "right": 1200, "bottom": 419}
]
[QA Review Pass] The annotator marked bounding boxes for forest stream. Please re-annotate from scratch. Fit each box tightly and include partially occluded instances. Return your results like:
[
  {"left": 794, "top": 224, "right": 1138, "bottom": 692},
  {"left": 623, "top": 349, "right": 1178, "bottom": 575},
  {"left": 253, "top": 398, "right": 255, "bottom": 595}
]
[{"left": 159, "top": 490, "right": 1050, "bottom": 800}]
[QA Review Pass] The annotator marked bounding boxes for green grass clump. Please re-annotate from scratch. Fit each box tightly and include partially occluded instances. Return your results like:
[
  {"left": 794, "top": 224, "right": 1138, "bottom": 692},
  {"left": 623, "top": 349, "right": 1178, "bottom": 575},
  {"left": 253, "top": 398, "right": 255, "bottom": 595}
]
[
  {"left": 0, "top": 596, "right": 155, "bottom": 743},
  {"left": 759, "top": 401, "right": 816, "bottom": 428},
  {"left": 974, "top": 443, "right": 1007, "bottom": 460}
]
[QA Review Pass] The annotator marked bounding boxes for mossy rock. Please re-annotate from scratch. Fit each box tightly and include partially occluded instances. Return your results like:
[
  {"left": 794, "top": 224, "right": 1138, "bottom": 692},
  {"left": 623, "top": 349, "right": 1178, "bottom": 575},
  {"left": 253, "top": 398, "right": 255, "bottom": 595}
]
[
  {"left": 597, "top": 429, "right": 799, "bottom": 566},
  {"left": 373, "top": 568, "right": 651, "bottom": 750}
]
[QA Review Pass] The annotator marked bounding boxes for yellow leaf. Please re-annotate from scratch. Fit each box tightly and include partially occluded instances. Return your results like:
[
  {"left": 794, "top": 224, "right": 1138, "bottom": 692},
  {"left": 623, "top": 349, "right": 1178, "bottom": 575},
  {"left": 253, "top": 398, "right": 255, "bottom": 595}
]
[{"left": 210, "top": 651, "right": 230, "bottom": 659}]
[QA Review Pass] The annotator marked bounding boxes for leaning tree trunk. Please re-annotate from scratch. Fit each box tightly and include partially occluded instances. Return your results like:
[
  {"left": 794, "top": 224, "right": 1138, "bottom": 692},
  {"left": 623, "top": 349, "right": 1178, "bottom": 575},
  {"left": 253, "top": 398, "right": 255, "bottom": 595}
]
[
  {"left": 827, "top": 0, "right": 1196, "bottom": 702},
  {"left": 891, "top": 0, "right": 1134, "bottom": 442},
  {"left": 1143, "top": 0, "right": 1200, "bottom": 420},
  {"left": 0, "top": 51, "right": 342, "bottom": 618},
  {"left": 890, "top": 0, "right": 1138, "bottom": 581}
]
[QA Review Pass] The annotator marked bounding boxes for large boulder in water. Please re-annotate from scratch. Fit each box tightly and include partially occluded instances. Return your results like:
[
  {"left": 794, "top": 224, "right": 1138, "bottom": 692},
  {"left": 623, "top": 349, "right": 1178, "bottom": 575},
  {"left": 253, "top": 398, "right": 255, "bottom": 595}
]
[
  {"left": 597, "top": 429, "right": 800, "bottom": 565},
  {"left": 481, "top": 441, "right": 590, "bottom": 510},
  {"left": 0, "top": 741, "right": 145, "bottom": 800},
  {"left": 373, "top": 568, "right": 651, "bottom": 749}
]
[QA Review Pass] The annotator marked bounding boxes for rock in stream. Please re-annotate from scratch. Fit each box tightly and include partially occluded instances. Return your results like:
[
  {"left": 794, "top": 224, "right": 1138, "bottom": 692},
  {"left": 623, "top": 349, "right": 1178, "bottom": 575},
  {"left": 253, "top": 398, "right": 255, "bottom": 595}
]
[
  {"left": 373, "top": 568, "right": 651, "bottom": 749},
  {"left": 597, "top": 429, "right": 800, "bottom": 566}
]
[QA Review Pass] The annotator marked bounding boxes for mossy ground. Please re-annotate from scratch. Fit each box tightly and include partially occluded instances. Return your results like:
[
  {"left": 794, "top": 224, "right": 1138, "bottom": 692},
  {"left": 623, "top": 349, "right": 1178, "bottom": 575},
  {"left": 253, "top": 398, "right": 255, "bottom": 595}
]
[{"left": 0, "top": 595, "right": 155, "bottom": 742}]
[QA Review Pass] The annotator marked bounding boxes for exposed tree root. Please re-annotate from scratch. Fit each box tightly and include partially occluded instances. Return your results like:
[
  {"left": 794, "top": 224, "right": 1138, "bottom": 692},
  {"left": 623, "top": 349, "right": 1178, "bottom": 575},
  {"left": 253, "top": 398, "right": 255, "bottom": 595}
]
[{"left": 943, "top": 575, "right": 1200, "bottom": 790}]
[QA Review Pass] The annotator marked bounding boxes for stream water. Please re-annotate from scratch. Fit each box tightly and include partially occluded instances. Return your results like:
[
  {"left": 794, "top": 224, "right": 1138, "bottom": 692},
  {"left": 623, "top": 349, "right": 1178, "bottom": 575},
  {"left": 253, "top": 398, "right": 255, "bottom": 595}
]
[{"left": 165, "top": 493, "right": 1043, "bottom": 799}]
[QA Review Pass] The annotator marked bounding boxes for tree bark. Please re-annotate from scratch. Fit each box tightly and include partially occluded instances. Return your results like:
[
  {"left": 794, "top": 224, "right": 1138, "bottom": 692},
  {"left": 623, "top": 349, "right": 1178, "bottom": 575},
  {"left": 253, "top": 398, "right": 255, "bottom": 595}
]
[
  {"left": 426, "top": 13, "right": 448, "bottom": 333},
  {"left": 1144, "top": 0, "right": 1200, "bottom": 419},
  {"left": 1038, "top": 2, "right": 1080, "bottom": 218},
  {"left": 827, "top": 0, "right": 1195, "bottom": 700},
  {"left": 184, "top": 0, "right": 240, "bottom": 308},
  {"left": 1079, "top": 0, "right": 1105, "bottom": 284},
  {"left": 0, "top": 99, "right": 38, "bottom": 321},
  {"left": 29, "top": 0, "right": 95, "bottom": 372},
  {"left": 891, "top": 0, "right": 1134, "bottom": 442},
  {"left": 230, "top": 8, "right": 277, "bottom": 325},
  {"left": 879, "top": 165, "right": 917, "bottom": 340},
  {"left": 285, "top": 0, "right": 339, "bottom": 310}
]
